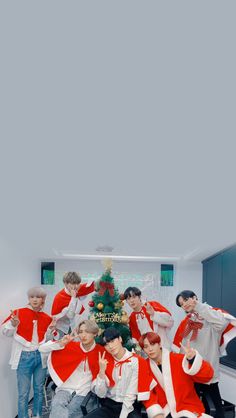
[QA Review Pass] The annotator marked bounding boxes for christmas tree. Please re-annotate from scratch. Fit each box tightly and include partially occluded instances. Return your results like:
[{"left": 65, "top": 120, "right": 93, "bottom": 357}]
[{"left": 89, "top": 259, "right": 134, "bottom": 350}]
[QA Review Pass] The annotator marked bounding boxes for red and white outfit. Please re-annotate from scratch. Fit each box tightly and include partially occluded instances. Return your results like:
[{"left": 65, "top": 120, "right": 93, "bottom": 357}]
[
  {"left": 173, "top": 303, "right": 236, "bottom": 382},
  {"left": 1, "top": 306, "right": 53, "bottom": 369},
  {"left": 129, "top": 301, "right": 174, "bottom": 348},
  {"left": 51, "top": 282, "right": 95, "bottom": 334},
  {"left": 144, "top": 349, "right": 214, "bottom": 418},
  {"left": 39, "top": 340, "right": 104, "bottom": 394},
  {"left": 94, "top": 349, "right": 155, "bottom": 418}
]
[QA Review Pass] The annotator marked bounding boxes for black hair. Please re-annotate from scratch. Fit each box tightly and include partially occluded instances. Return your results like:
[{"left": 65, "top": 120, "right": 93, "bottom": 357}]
[
  {"left": 124, "top": 286, "right": 141, "bottom": 300},
  {"left": 176, "top": 290, "right": 197, "bottom": 307},
  {"left": 102, "top": 327, "right": 121, "bottom": 344}
]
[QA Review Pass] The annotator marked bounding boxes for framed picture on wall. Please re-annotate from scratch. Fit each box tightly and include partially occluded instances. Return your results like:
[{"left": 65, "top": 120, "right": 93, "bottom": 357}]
[
  {"left": 160, "top": 264, "right": 174, "bottom": 286},
  {"left": 41, "top": 262, "right": 55, "bottom": 285}
]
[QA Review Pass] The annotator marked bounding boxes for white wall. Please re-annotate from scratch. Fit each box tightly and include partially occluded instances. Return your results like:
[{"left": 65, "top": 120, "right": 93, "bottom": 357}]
[
  {"left": 219, "top": 365, "right": 236, "bottom": 405},
  {"left": 0, "top": 239, "right": 39, "bottom": 418},
  {"left": 43, "top": 258, "right": 203, "bottom": 339}
]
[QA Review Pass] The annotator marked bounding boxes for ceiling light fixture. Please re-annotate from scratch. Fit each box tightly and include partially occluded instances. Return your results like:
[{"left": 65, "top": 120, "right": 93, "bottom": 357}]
[{"left": 61, "top": 253, "right": 180, "bottom": 262}]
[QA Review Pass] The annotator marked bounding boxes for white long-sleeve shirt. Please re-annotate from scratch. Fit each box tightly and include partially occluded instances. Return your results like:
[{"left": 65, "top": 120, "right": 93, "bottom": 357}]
[
  {"left": 93, "top": 349, "right": 139, "bottom": 418},
  {"left": 39, "top": 340, "right": 95, "bottom": 396},
  {"left": 53, "top": 288, "right": 83, "bottom": 334},
  {"left": 179, "top": 302, "right": 228, "bottom": 382},
  {"left": 2, "top": 311, "right": 49, "bottom": 369}
]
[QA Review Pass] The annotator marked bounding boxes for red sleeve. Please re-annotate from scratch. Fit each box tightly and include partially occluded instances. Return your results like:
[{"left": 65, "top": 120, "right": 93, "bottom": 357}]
[
  {"left": 149, "top": 301, "right": 172, "bottom": 316},
  {"left": 173, "top": 317, "right": 189, "bottom": 350},
  {"left": 51, "top": 290, "right": 71, "bottom": 315},
  {"left": 129, "top": 312, "right": 141, "bottom": 341},
  {"left": 77, "top": 282, "right": 95, "bottom": 297}
]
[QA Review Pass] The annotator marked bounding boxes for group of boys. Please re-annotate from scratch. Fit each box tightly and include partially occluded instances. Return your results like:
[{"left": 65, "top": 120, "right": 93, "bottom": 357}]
[{"left": 2, "top": 271, "right": 236, "bottom": 418}]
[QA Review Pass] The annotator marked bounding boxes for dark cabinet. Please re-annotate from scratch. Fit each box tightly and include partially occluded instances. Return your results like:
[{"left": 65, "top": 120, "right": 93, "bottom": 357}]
[{"left": 202, "top": 246, "right": 236, "bottom": 369}]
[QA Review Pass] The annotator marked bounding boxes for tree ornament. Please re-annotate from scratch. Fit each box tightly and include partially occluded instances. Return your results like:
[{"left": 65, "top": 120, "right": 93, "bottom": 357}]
[
  {"left": 99, "top": 281, "right": 115, "bottom": 296},
  {"left": 88, "top": 300, "right": 95, "bottom": 307},
  {"left": 120, "top": 311, "right": 129, "bottom": 324},
  {"left": 119, "top": 293, "right": 125, "bottom": 301},
  {"left": 114, "top": 301, "right": 122, "bottom": 309},
  {"left": 97, "top": 302, "right": 104, "bottom": 311},
  {"left": 102, "top": 258, "right": 113, "bottom": 273},
  {"left": 98, "top": 328, "right": 104, "bottom": 336}
]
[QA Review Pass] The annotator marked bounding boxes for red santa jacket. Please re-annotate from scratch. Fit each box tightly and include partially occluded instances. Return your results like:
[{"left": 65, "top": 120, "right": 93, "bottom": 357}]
[
  {"left": 51, "top": 282, "right": 95, "bottom": 316},
  {"left": 129, "top": 301, "right": 172, "bottom": 341},
  {"left": 48, "top": 341, "right": 104, "bottom": 386},
  {"left": 143, "top": 349, "right": 214, "bottom": 418},
  {"left": 173, "top": 307, "right": 236, "bottom": 355},
  {"left": 2, "top": 307, "right": 52, "bottom": 346}
]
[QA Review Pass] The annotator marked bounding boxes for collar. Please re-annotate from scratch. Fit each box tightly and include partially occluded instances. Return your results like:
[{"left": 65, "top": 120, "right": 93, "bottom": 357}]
[
  {"left": 80, "top": 341, "right": 96, "bottom": 353},
  {"left": 114, "top": 348, "right": 132, "bottom": 362},
  {"left": 26, "top": 304, "right": 43, "bottom": 312},
  {"left": 64, "top": 287, "right": 71, "bottom": 295}
]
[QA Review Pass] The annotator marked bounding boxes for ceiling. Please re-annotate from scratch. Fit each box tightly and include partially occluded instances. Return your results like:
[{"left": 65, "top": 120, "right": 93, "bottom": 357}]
[{"left": 1, "top": 2, "right": 236, "bottom": 263}]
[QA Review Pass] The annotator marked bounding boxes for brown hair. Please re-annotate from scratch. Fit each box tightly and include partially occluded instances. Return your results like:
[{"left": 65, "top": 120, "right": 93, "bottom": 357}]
[
  {"left": 139, "top": 332, "right": 161, "bottom": 349},
  {"left": 63, "top": 272, "right": 81, "bottom": 284}
]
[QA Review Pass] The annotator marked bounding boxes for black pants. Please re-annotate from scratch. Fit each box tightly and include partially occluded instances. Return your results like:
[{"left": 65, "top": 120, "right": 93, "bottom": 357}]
[
  {"left": 195, "top": 382, "right": 225, "bottom": 418},
  {"left": 85, "top": 397, "right": 142, "bottom": 418}
]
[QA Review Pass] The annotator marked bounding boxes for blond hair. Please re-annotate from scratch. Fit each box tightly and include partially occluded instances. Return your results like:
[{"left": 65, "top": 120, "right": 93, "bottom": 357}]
[
  {"left": 77, "top": 319, "right": 99, "bottom": 336},
  {"left": 27, "top": 287, "right": 47, "bottom": 301}
]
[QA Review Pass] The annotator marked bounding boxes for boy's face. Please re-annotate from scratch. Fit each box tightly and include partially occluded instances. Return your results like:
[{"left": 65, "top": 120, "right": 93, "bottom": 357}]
[
  {"left": 66, "top": 283, "right": 81, "bottom": 293},
  {"left": 143, "top": 337, "right": 161, "bottom": 361},
  {"left": 104, "top": 336, "right": 123, "bottom": 358},
  {"left": 78, "top": 323, "right": 95, "bottom": 347},
  {"left": 178, "top": 295, "right": 197, "bottom": 313},
  {"left": 28, "top": 296, "right": 44, "bottom": 310},
  {"left": 126, "top": 293, "right": 142, "bottom": 311}
]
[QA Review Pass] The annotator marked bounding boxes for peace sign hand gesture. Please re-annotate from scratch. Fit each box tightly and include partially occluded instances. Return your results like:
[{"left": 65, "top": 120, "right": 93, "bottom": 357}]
[
  {"left": 58, "top": 334, "right": 74, "bottom": 347},
  {"left": 98, "top": 351, "right": 108, "bottom": 379},
  {"left": 181, "top": 340, "right": 196, "bottom": 361},
  {"left": 10, "top": 310, "right": 20, "bottom": 327},
  {"left": 145, "top": 302, "right": 155, "bottom": 316}
]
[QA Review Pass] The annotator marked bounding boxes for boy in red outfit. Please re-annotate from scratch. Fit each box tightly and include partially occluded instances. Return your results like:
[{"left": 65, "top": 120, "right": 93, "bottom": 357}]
[
  {"left": 2, "top": 286, "right": 54, "bottom": 418},
  {"left": 140, "top": 332, "right": 214, "bottom": 418},
  {"left": 51, "top": 271, "right": 95, "bottom": 336},
  {"left": 124, "top": 287, "right": 173, "bottom": 348},
  {"left": 39, "top": 319, "right": 104, "bottom": 418}
]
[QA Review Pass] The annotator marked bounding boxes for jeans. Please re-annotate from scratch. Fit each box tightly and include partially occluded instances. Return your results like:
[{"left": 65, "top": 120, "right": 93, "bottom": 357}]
[
  {"left": 17, "top": 350, "right": 47, "bottom": 418},
  {"left": 50, "top": 390, "right": 85, "bottom": 418}
]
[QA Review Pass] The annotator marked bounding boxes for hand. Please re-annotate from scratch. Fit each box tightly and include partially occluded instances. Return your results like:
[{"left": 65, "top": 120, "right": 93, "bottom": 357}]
[
  {"left": 48, "top": 316, "right": 57, "bottom": 331},
  {"left": 67, "top": 284, "right": 78, "bottom": 298},
  {"left": 98, "top": 351, "right": 108, "bottom": 377},
  {"left": 146, "top": 302, "right": 155, "bottom": 316},
  {"left": 70, "top": 329, "right": 79, "bottom": 339},
  {"left": 181, "top": 339, "right": 196, "bottom": 360},
  {"left": 58, "top": 334, "right": 74, "bottom": 347},
  {"left": 10, "top": 310, "right": 20, "bottom": 327}
]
